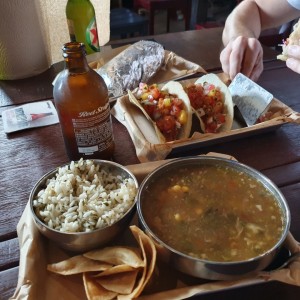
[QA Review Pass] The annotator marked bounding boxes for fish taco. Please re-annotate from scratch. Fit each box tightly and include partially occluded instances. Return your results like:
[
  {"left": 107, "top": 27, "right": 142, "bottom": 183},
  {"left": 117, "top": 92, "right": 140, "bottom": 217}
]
[
  {"left": 184, "top": 73, "right": 234, "bottom": 133},
  {"left": 128, "top": 81, "right": 192, "bottom": 143}
]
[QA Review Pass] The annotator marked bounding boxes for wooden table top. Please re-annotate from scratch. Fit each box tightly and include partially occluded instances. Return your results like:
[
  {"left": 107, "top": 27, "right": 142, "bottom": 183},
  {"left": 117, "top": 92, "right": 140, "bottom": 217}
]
[{"left": 1, "top": 28, "right": 300, "bottom": 299}]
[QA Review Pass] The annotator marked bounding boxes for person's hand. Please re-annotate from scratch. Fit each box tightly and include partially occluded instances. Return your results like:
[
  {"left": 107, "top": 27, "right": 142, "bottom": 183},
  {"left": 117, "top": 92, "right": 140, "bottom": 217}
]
[
  {"left": 220, "top": 36, "right": 263, "bottom": 82},
  {"left": 286, "top": 45, "right": 300, "bottom": 73}
]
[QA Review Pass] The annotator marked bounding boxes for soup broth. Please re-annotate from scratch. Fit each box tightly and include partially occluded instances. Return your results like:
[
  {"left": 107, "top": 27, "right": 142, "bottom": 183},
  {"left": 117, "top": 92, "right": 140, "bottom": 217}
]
[{"left": 142, "top": 164, "right": 284, "bottom": 262}]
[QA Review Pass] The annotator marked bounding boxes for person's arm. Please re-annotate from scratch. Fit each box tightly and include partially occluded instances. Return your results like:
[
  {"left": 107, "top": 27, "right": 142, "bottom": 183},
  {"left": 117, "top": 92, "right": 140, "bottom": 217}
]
[
  {"left": 220, "top": 0, "right": 300, "bottom": 81},
  {"left": 223, "top": 0, "right": 299, "bottom": 45},
  {"left": 222, "top": 1, "right": 261, "bottom": 46}
]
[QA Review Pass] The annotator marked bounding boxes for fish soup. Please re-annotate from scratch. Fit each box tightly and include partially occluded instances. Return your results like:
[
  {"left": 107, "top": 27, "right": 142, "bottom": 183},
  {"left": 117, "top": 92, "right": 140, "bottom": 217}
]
[{"left": 141, "top": 163, "right": 284, "bottom": 262}]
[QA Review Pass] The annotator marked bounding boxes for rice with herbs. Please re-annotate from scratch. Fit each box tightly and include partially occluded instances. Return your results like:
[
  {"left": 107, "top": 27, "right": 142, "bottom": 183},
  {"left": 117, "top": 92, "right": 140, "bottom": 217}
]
[{"left": 33, "top": 159, "right": 137, "bottom": 232}]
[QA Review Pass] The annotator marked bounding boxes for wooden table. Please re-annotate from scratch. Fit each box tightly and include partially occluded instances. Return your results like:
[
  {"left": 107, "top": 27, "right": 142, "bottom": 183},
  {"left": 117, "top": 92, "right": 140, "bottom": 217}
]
[{"left": 1, "top": 27, "right": 300, "bottom": 299}]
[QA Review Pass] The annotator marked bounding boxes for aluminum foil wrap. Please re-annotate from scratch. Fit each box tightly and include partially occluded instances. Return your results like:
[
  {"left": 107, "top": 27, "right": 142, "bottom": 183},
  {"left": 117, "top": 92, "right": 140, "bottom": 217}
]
[{"left": 97, "top": 40, "right": 165, "bottom": 97}]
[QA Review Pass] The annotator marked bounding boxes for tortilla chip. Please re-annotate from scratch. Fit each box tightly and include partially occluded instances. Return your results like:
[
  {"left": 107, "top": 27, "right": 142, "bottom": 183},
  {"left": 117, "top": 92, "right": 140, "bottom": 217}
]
[
  {"left": 47, "top": 228, "right": 156, "bottom": 299},
  {"left": 93, "top": 264, "right": 137, "bottom": 277},
  {"left": 84, "top": 246, "right": 145, "bottom": 268},
  {"left": 93, "top": 269, "right": 139, "bottom": 294},
  {"left": 117, "top": 241, "right": 147, "bottom": 299},
  {"left": 47, "top": 255, "right": 112, "bottom": 275},
  {"left": 118, "top": 226, "right": 157, "bottom": 300},
  {"left": 131, "top": 226, "right": 157, "bottom": 290},
  {"left": 83, "top": 272, "right": 118, "bottom": 300}
]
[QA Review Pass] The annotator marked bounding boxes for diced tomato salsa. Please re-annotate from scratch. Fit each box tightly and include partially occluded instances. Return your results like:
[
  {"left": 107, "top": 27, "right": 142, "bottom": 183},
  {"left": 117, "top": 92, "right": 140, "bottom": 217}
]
[
  {"left": 185, "top": 82, "right": 226, "bottom": 133},
  {"left": 136, "top": 83, "right": 187, "bottom": 141}
]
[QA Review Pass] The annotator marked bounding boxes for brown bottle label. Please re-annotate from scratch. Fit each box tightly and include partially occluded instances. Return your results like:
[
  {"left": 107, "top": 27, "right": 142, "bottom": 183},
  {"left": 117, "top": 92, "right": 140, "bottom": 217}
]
[{"left": 71, "top": 103, "right": 113, "bottom": 156}]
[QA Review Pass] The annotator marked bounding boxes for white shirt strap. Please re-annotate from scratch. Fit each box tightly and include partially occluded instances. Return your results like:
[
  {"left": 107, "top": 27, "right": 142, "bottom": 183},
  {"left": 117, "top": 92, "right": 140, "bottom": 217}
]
[{"left": 288, "top": 0, "right": 300, "bottom": 10}]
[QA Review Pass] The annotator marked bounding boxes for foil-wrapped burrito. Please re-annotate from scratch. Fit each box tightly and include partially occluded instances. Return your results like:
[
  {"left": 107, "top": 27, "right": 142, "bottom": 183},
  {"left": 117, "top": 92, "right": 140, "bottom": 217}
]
[{"left": 97, "top": 40, "right": 165, "bottom": 97}]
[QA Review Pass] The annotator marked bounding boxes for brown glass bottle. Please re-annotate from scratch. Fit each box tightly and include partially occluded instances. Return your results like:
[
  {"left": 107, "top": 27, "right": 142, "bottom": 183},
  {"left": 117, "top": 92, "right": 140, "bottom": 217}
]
[{"left": 53, "top": 42, "right": 114, "bottom": 161}]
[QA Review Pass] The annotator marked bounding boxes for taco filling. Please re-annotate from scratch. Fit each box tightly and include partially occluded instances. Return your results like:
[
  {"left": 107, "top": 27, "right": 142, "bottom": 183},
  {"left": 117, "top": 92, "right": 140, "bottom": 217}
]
[
  {"left": 135, "top": 83, "right": 189, "bottom": 141},
  {"left": 277, "top": 19, "right": 300, "bottom": 61},
  {"left": 185, "top": 81, "right": 226, "bottom": 133}
]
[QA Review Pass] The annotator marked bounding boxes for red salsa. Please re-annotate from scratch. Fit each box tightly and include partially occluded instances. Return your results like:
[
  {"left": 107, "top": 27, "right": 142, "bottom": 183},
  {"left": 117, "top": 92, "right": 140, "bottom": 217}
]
[
  {"left": 136, "top": 83, "right": 188, "bottom": 141},
  {"left": 185, "top": 82, "right": 226, "bottom": 133}
]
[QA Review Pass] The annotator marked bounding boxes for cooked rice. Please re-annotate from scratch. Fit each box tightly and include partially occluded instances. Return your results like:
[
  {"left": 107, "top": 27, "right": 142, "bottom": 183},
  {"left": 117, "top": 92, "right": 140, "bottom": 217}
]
[{"left": 33, "top": 159, "right": 137, "bottom": 232}]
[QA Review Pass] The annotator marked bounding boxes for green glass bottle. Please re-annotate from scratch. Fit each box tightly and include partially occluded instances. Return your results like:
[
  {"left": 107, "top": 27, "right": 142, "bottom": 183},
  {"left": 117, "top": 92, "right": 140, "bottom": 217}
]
[{"left": 66, "top": 0, "right": 100, "bottom": 54}]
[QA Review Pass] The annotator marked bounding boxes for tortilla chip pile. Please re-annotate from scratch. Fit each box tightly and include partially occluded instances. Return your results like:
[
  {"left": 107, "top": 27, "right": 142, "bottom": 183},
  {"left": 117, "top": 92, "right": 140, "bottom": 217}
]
[{"left": 47, "top": 225, "right": 157, "bottom": 300}]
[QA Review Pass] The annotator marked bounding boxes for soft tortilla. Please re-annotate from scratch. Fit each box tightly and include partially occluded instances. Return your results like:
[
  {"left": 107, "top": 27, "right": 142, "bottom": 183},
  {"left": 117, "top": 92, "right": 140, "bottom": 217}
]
[
  {"left": 161, "top": 81, "right": 193, "bottom": 139},
  {"left": 277, "top": 19, "right": 300, "bottom": 61},
  {"left": 128, "top": 89, "right": 166, "bottom": 143},
  {"left": 128, "top": 81, "right": 193, "bottom": 143},
  {"left": 193, "top": 73, "right": 234, "bottom": 132}
]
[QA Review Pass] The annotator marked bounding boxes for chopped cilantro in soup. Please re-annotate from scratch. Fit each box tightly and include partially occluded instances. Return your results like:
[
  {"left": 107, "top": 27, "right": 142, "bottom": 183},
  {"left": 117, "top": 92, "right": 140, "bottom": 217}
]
[{"left": 142, "top": 164, "right": 284, "bottom": 262}]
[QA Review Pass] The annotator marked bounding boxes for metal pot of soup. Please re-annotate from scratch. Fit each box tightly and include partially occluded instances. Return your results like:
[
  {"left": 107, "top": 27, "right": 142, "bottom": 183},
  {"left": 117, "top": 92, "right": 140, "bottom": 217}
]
[{"left": 136, "top": 156, "right": 290, "bottom": 280}]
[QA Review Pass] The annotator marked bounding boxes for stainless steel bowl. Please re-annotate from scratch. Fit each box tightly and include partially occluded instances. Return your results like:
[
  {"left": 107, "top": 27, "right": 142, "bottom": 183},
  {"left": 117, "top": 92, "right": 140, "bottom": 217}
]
[
  {"left": 30, "top": 160, "right": 138, "bottom": 253},
  {"left": 137, "top": 156, "right": 291, "bottom": 280}
]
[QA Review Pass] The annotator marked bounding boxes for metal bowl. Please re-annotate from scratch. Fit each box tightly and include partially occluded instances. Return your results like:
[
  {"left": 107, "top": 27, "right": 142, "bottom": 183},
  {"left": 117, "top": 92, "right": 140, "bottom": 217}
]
[
  {"left": 30, "top": 160, "right": 138, "bottom": 253},
  {"left": 137, "top": 156, "right": 291, "bottom": 280}
]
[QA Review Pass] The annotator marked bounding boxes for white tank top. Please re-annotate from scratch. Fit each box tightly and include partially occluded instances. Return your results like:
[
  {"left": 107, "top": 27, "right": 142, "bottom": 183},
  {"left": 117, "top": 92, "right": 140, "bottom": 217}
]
[{"left": 288, "top": 0, "right": 300, "bottom": 9}]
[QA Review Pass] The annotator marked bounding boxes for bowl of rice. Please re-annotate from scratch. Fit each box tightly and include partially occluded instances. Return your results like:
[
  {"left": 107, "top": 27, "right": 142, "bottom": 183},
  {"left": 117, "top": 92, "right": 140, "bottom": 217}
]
[{"left": 30, "top": 159, "right": 138, "bottom": 252}]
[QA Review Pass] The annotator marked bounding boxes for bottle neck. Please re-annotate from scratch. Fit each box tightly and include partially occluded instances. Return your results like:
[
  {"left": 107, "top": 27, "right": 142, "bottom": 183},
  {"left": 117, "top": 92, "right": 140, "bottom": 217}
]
[
  {"left": 67, "top": 0, "right": 90, "bottom": 3},
  {"left": 62, "top": 42, "right": 90, "bottom": 74}
]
